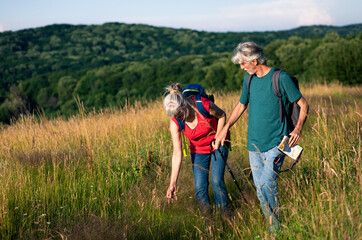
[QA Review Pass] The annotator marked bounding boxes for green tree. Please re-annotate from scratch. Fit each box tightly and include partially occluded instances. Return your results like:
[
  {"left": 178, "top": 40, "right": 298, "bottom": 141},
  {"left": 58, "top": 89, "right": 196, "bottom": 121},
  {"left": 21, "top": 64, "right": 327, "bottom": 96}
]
[
  {"left": 306, "top": 33, "right": 362, "bottom": 84},
  {"left": 274, "top": 36, "right": 312, "bottom": 77},
  {"left": 0, "top": 85, "right": 28, "bottom": 123},
  {"left": 57, "top": 76, "right": 77, "bottom": 103}
]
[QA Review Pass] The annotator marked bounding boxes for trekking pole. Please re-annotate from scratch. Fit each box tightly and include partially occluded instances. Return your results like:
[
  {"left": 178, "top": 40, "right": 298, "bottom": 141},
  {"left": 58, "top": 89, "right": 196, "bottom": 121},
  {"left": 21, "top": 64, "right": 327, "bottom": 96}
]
[{"left": 210, "top": 140, "right": 249, "bottom": 206}]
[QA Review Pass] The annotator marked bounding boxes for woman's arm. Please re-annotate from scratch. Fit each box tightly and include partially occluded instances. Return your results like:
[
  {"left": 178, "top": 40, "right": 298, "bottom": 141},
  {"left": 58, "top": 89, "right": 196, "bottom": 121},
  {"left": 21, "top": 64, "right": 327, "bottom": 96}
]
[{"left": 167, "top": 119, "right": 183, "bottom": 203}]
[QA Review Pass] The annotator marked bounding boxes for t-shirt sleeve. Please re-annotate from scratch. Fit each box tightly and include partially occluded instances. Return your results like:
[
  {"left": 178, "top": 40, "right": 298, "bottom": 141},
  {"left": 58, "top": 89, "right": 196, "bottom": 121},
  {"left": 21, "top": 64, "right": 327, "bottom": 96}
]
[
  {"left": 201, "top": 96, "right": 211, "bottom": 112},
  {"left": 239, "top": 74, "right": 249, "bottom": 104},
  {"left": 279, "top": 71, "right": 302, "bottom": 103}
]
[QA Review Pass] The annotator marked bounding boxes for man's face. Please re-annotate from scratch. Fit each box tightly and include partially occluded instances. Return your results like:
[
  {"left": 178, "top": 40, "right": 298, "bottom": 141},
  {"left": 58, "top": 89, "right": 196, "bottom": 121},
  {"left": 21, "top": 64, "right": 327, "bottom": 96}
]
[{"left": 239, "top": 59, "right": 257, "bottom": 75}]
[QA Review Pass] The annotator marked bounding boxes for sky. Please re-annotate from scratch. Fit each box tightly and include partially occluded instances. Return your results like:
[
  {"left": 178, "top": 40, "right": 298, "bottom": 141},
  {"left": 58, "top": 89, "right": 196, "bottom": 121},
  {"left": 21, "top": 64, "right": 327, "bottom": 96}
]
[{"left": 0, "top": 0, "right": 361, "bottom": 33}]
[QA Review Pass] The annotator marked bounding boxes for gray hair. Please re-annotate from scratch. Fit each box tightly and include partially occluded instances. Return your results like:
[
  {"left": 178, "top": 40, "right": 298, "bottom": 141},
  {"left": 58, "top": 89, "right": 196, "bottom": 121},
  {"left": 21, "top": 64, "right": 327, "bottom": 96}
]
[
  {"left": 163, "top": 83, "right": 189, "bottom": 118},
  {"left": 231, "top": 41, "right": 267, "bottom": 65}
]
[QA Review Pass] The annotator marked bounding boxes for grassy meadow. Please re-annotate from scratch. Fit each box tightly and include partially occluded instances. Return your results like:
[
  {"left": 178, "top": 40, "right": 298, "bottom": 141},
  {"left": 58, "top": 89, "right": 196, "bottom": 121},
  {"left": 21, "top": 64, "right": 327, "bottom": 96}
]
[{"left": 0, "top": 83, "right": 361, "bottom": 239}]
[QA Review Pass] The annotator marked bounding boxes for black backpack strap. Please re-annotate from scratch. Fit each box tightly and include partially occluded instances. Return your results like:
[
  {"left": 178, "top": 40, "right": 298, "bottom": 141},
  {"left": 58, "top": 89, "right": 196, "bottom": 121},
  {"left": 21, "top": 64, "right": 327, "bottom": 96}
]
[
  {"left": 246, "top": 74, "right": 254, "bottom": 95},
  {"left": 272, "top": 68, "right": 284, "bottom": 122}
]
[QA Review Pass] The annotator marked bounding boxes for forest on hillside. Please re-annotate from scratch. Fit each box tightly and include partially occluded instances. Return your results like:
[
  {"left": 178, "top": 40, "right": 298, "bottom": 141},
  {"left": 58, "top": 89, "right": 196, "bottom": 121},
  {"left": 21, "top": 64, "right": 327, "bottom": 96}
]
[{"left": 0, "top": 23, "right": 361, "bottom": 123}]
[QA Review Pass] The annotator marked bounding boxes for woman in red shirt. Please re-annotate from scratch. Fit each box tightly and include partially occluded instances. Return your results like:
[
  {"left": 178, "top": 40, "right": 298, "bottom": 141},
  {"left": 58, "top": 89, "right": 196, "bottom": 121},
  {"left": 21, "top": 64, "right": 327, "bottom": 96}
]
[{"left": 163, "top": 83, "right": 230, "bottom": 215}]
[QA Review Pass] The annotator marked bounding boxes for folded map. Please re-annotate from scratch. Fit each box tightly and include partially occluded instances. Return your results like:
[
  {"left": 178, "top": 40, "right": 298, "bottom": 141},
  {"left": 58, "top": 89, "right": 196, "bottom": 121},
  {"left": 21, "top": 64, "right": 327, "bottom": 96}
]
[{"left": 278, "top": 135, "right": 303, "bottom": 160}]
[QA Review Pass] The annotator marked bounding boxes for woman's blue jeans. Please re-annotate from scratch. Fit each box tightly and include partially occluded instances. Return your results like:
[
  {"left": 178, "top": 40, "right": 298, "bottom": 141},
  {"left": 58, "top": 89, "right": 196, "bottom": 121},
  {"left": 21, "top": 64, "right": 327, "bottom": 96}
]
[
  {"left": 191, "top": 145, "right": 229, "bottom": 210},
  {"left": 249, "top": 146, "right": 285, "bottom": 232}
]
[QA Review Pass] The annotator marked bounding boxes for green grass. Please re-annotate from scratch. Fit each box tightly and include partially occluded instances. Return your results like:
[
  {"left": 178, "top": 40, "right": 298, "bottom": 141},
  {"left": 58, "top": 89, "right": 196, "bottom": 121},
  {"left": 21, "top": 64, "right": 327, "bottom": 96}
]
[{"left": 0, "top": 84, "right": 360, "bottom": 239}]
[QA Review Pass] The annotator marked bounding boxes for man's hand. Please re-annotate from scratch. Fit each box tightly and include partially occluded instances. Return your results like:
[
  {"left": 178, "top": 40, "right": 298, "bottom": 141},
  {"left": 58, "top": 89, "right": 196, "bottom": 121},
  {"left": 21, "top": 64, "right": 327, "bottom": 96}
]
[
  {"left": 214, "top": 127, "right": 228, "bottom": 150},
  {"left": 288, "top": 128, "right": 301, "bottom": 147},
  {"left": 166, "top": 184, "right": 177, "bottom": 203},
  {"left": 288, "top": 96, "right": 309, "bottom": 147},
  {"left": 214, "top": 102, "right": 247, "bottom": 149}
]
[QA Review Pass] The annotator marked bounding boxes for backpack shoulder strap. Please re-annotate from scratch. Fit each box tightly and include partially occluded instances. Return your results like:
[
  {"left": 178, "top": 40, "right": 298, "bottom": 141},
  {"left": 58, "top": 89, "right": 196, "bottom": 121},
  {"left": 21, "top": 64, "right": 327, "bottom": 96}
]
[
  {"left": 192, "top": 95, "right": 212, "bottom": 119},
  {"left": 175, "top": 118, "right": 185, "bottom": 131},
  {"left": 182, "top": 84, "right": 212, "bottom": 119},
  {"left": 173, "top": 118, "right": 188, "bottom": 157},
  {"left": 272, "top": 68, "right": 284, "bottom": 122},
  {"left": 272, "top": 68, "right": 283, "bottom": 98},
  {"left": 246, "top": 74, "right": 254, "bottom": 95}
]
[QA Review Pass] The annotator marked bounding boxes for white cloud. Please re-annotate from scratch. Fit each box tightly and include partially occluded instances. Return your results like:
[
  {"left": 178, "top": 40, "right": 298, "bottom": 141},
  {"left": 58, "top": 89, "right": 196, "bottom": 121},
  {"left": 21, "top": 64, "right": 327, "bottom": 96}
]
[
  {"left": 295, "top": 3, "right": 333, "bottom": 26},
  {"left": 217, "top": 0, "right": 334, "bottom": 30},
  {"left": 119, "top": 0, "right": 335, "bottom": 32},
  {"left": 0, "top": 24, "right": 4, "bottom": 32},
  {"left": 297, "top": 8, "right": 333, "bottom": 26}
]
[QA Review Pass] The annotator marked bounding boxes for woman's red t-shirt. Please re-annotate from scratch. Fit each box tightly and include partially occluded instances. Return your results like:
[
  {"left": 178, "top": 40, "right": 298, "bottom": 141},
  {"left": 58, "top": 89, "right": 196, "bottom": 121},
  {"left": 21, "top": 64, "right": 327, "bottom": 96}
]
[{"left": 171, "top": 96, "right": 230, "bottom": 154}]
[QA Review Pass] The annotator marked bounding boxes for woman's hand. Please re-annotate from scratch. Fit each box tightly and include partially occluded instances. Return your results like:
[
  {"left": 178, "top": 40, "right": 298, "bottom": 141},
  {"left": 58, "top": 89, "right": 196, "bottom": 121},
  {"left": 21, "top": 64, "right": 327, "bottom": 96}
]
[
  {"left": 209, "top": 102, "right": 226, "bottom": 150},
  {"left": 167, "top": 120, "right": 182, "bottom": 204},
  {"left": 214, "top": 128, "right": 228, "bottom": 149},
  {"left": 167, "top": 184, "right": 177, "bottom": 203}
]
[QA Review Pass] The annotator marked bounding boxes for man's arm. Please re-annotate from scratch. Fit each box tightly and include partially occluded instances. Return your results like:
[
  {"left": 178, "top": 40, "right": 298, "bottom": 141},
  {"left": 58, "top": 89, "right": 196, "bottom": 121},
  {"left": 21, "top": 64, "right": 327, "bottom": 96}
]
[
  {"left": 288, "top": 96, "right": 309, "bottom": 147},
  {"left": 214, "top": 102, "right": 248, "bottom": 148},
  {"left": 209, "top": 101, "right": 226, "bottom": 144}
]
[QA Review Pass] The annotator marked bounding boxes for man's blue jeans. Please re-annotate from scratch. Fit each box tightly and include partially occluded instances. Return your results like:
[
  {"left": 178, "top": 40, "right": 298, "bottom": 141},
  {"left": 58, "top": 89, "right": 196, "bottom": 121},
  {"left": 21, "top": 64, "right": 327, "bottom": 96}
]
[
  {"left": 249, "top": 146, "right": 285, "bottom": 232},
  {"left": 191, "top": 145, "right": 229, "bottom": 210}
]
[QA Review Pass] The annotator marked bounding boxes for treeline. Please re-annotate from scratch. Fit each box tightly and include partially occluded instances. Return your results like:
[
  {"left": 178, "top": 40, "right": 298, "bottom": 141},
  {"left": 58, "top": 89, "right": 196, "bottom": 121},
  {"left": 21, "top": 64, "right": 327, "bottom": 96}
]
[
  {"left": 0, "top": 23, "right": 361, "bottom": 123},
  {"left": 1, "top": 23, "right": 361, "bottom": 87}
]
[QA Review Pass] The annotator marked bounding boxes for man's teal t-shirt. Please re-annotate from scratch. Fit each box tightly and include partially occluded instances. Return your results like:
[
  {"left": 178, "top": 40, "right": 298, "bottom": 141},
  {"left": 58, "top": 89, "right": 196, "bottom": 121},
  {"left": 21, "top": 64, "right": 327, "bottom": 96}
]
[{"left": 239, "top": 68, "right": 302, "bottom": 152}]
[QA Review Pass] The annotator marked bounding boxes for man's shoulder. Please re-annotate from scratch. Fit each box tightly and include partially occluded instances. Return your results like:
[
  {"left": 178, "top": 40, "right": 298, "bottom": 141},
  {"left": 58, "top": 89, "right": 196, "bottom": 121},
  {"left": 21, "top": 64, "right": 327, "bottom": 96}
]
[
  {"left": 273, "top": 68, "right": 291, "bottom": 79},
  {"left": 275, "top": 69, "right": 296, "bottom": 89},
  {"left": 275, "top": 70, "right": 302, "bottom": 101}
]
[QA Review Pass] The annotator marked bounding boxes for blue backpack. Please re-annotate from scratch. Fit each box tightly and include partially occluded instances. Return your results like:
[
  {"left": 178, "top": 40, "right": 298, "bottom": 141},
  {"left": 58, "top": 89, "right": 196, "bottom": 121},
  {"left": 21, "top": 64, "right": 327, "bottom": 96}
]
[{"left": 175, "top": 84, "right": 214, "bottom": 131}]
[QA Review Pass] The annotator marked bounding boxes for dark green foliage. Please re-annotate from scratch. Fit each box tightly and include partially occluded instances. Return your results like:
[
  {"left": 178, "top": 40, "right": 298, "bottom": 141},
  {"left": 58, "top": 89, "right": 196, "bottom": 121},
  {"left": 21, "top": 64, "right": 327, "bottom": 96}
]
[
  {"left": 304, "top": 32, "right": 362, "bottom": 84},
  {"left": 0, "top": 23, "right": 361, "bottom": 122}
]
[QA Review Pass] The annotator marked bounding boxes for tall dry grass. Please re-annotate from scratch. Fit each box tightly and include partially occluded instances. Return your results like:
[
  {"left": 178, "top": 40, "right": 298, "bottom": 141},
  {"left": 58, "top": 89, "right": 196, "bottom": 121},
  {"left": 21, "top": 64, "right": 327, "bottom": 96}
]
[{"left": 0, "top": 83, "right": 360, "bottom": 239}]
